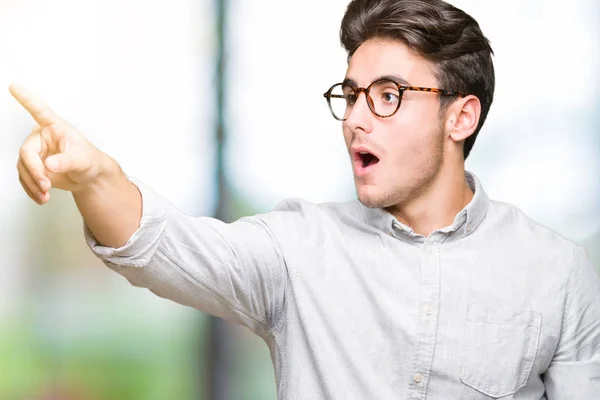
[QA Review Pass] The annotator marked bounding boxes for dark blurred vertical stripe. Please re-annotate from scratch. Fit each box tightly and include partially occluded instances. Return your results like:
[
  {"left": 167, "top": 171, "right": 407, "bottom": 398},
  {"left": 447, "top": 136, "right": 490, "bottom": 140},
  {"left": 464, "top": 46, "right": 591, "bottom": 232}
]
[{"left": 205, "top": 0, "right": 233, "bottom": 399}]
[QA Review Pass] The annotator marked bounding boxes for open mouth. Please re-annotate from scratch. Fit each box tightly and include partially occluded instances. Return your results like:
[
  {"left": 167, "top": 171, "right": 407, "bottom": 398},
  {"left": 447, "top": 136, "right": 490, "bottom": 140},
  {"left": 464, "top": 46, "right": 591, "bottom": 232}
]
[{"left": 357, "top": 151, "right": 380, "bottom": 169}]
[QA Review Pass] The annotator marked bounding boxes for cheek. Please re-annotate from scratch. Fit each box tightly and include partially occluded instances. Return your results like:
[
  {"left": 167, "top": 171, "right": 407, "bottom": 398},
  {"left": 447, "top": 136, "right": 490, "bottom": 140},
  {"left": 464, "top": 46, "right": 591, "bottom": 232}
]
[
  {"left": 342, "top": 124, "right": 352, "bottom": 147},
  {"left": 386, "top": 116, "right": 439, "bottom": 162}
]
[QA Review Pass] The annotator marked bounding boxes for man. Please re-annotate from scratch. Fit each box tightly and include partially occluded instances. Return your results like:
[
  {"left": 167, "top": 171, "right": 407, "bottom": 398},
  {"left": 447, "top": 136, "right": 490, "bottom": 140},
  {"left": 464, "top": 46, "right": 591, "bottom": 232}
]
[{"left": 12, "top": 0, "right": 600, "bottom": 398}]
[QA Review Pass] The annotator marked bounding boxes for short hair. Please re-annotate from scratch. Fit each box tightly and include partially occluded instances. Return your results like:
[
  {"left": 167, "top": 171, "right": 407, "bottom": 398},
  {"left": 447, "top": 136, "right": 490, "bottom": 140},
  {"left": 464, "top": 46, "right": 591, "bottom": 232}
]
[{"left": 340, "top": 0, "right": 495, "bottom": 160}]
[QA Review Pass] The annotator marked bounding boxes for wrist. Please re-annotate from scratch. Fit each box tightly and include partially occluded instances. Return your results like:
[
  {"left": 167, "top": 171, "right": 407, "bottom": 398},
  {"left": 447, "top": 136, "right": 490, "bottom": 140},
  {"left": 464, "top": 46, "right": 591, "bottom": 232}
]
[
  {"left": 96, "top": 151, "right": 120, "bottom": 182},
  {"left": 75, "top": 151, "right": 120, "bottom": 195}
]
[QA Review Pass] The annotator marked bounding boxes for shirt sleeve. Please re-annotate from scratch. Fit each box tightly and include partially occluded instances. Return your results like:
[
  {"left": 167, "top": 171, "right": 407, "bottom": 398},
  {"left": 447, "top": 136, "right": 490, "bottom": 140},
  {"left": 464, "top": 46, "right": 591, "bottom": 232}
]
[
  {"left": 543, "top": 244, "right": 600, "bottom": 399},
  {"left": 84, "top": 177, "right": 288, "bottom": 336}
]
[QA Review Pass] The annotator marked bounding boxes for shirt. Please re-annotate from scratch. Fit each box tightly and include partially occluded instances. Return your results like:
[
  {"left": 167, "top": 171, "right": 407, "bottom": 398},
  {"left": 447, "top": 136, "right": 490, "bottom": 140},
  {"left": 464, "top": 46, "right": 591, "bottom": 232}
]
[{"left": 84, "top": 171, "right": 600, "bottom": 400}]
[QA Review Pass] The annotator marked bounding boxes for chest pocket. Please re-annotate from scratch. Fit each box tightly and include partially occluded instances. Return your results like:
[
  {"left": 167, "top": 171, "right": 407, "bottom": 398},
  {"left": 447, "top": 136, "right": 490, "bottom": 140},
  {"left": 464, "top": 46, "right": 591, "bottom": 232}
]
[{"left": 459, "top": 303, "right": 542, "bottom": 398}]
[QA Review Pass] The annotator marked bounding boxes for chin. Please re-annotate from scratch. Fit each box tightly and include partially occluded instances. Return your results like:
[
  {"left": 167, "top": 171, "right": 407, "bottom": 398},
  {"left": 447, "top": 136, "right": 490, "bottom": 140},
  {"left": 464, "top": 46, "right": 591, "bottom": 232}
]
[
  {"left": 356, "top": 181, "right": 410, "bottom": 209},
  {"left": 356, "top": 184, "right": 389, "bottom": 209}
]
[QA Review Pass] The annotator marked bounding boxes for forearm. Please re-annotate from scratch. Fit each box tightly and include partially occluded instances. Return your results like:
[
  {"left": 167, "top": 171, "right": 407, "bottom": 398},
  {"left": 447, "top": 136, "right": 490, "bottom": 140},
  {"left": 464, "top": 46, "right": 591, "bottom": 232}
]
[{"left": 73, "top": 153, "right": 142, "bottom": 248}]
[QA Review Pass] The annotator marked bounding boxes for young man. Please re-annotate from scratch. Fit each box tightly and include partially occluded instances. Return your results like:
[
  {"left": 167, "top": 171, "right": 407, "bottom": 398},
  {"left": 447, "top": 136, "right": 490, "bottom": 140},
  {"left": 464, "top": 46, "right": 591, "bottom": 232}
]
[{"left": 12, "top": 0, "right": 600, "bottom": 398}]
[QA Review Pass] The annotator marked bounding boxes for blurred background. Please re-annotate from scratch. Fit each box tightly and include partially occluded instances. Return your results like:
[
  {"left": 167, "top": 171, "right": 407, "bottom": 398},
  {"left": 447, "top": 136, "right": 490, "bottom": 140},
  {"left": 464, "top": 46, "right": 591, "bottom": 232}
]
[{"left": 0, "top": 0, "right": 598, "bottom": 399}]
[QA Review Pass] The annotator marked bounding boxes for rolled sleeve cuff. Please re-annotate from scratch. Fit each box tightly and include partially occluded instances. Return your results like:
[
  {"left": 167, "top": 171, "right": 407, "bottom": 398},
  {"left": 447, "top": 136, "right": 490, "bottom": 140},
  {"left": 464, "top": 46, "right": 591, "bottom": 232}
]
[{"left": 84, "top": 176, "right": 167, "bottom": 267}]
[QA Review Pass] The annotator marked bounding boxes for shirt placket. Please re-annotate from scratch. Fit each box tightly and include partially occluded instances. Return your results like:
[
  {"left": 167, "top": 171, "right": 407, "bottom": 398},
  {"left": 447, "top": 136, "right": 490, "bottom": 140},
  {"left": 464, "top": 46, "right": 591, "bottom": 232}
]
[{"left": 407, "top": 236, "right": 442, "bottom": 399}]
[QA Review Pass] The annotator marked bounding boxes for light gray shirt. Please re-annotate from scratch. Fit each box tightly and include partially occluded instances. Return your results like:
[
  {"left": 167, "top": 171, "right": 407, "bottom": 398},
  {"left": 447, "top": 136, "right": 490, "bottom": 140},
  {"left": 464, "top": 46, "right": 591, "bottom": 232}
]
[{"left": 85, "top": 171, "right": 600, "bottom": 400}]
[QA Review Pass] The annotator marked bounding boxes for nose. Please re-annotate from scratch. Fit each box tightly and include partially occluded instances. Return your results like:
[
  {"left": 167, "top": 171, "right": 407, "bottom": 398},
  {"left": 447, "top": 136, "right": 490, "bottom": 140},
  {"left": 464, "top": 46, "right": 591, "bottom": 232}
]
[{"left": 344, "top": 90, "right": 373, "bottom": 134}]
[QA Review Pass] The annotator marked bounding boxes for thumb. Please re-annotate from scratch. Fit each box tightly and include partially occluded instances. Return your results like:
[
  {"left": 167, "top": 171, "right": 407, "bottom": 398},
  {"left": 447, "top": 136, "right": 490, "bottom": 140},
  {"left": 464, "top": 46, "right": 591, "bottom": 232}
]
[{"left": 45, "top": 153, "right": 74, "bottom": 173}]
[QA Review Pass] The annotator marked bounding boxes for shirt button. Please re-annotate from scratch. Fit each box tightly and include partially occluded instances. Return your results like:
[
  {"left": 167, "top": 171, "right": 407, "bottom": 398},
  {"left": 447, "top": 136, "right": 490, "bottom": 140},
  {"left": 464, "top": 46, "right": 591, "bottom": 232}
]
[
  {"left": 414, "top": 373, "right": 424, "bottom": 383},
  {"left": 424, "top": 306, "right": 433, "bottom": 315}
]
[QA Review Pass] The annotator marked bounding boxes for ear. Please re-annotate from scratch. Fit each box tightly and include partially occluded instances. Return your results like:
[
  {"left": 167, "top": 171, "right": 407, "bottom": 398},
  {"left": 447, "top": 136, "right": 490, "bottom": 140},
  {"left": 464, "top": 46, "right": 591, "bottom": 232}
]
[{"left": 445, "top": 95, "right": 481, "bottom": 143}]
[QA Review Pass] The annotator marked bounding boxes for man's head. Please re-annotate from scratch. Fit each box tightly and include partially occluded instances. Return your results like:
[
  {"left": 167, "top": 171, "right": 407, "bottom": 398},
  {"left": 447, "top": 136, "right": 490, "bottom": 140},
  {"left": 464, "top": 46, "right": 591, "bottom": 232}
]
[{"left": 332, "top": 0, "right": 494, "bottom": 209}]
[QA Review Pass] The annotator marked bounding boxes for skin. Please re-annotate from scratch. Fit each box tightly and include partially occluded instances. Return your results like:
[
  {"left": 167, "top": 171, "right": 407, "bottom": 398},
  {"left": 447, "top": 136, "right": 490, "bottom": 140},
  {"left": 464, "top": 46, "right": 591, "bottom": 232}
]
[
  {"left": 342, "top": 38, "right": 482, "bottom": 236},
  {"left": 10, "top": 83, "right": 141, "bottom": 248}
]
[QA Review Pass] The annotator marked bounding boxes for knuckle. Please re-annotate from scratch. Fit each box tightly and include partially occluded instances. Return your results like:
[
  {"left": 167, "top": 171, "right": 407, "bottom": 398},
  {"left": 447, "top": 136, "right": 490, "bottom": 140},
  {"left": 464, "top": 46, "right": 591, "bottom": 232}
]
[
  {"left": 18, "top": 146, "right": 27, "bottom": 159},
  {"left": 48, "top": 121, "right": 66, "bottom": 135}
]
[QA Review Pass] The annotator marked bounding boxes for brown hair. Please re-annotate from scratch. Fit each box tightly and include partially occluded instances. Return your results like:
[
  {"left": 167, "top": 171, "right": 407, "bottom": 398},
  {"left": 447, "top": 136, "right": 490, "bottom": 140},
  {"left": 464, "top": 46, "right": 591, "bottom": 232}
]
[{"left": 340, "top": 0, "right": 495, "bottom": 160}]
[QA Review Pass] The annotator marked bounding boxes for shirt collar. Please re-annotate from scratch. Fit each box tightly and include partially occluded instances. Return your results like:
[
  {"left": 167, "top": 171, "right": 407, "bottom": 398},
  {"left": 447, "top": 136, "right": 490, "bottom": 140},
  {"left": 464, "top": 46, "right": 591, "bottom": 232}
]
[
  {"left": 460, "top": 170, "right": 489, "bottom": 237},
  {"left": 360, "top": 170, "right": 489, "bottom": 239}
]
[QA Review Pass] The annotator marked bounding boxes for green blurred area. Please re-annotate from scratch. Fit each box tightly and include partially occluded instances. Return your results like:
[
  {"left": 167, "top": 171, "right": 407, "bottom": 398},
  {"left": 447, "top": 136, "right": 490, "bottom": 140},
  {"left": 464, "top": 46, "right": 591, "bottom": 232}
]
[
  {"left": 0, "top": 318, "right": 199, "bottom": 400},
  {"left": 0, "top": 314, "right": 276, "bottom": 400}
]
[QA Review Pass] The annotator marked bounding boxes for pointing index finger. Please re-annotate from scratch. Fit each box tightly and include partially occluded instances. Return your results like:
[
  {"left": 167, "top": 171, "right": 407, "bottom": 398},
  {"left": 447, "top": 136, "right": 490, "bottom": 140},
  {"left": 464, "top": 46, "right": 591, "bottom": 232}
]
[{"left": 9, "top": 83, "right": 59, "bottom": 126}]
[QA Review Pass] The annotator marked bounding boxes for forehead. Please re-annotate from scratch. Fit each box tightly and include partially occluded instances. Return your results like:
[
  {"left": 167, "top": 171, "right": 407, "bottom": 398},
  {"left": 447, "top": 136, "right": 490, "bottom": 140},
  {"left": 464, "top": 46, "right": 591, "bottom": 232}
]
[{"left": 345, "top": 38, "right": 437, "bottom": 87}]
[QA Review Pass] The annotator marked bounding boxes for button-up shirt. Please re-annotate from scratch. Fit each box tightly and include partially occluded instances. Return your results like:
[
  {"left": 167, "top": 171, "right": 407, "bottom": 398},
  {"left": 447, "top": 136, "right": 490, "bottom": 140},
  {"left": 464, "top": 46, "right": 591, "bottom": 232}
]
[{"left": 85, "top": 171, "right": 600, "bottom": 399}]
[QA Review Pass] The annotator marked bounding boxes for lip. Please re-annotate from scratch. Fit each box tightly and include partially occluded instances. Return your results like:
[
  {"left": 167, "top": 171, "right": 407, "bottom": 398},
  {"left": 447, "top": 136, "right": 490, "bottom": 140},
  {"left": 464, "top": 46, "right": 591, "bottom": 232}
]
[{"left": 351, "top": 146, "right": 380, "bottom": 177}]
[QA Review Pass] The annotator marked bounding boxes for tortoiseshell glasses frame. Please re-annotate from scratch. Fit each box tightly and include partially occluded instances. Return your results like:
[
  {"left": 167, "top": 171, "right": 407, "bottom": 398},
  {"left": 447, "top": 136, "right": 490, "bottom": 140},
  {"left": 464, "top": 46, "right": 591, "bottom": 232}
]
[{"left": 323, "top": 78, "right": 466, "bottom": 121}]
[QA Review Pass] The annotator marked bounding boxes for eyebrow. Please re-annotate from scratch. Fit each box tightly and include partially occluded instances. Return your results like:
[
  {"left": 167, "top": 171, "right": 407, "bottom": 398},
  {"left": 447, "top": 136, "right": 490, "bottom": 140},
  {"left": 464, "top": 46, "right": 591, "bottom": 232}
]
[{"left": 342, "top": 74, "right": 411, "bottom": 87}]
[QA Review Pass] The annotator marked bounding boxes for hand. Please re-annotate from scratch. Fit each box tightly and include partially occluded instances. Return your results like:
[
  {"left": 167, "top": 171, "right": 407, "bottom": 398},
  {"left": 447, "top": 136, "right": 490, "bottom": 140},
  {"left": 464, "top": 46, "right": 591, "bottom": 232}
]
[{"left": 11, "top": 83, "right": 105, "bottom": 205}]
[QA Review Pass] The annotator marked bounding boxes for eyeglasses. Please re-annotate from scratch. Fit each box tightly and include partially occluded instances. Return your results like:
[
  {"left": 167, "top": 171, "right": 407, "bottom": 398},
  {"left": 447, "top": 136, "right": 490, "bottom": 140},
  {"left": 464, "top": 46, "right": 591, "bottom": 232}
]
[{"left": 323, "top": 78, "right": 465, "bottom": 121}]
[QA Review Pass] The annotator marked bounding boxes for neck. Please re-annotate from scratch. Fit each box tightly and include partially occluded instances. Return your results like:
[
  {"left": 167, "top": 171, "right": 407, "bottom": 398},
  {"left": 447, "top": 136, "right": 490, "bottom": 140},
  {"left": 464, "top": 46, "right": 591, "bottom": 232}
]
[{"left": 385, "top": 163, "right": 473, "bottom": 237}]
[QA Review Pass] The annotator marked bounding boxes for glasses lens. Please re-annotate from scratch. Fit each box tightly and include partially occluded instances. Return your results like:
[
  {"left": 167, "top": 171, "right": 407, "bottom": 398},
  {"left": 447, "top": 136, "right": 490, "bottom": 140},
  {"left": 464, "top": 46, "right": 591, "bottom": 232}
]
[
  {"left": 369, "top": 80, "right": 401, "bottom": 117},
  {"left": 327, "top": 84, "right": 354, "bottom": 121}
]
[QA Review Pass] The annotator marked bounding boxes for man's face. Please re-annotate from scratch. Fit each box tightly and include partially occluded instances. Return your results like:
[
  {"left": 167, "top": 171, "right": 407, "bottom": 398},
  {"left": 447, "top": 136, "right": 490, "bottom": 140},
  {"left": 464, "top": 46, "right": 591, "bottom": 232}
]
[{"left": 343, "top": 38, "right": 447, "bottom": 209}]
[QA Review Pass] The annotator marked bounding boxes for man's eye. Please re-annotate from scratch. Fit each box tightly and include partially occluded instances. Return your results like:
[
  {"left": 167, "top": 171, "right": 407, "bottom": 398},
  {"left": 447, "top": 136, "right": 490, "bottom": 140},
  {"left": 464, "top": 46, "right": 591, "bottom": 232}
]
[{"left": 382, "top": 92, "right": 399, "bottom": 103}]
